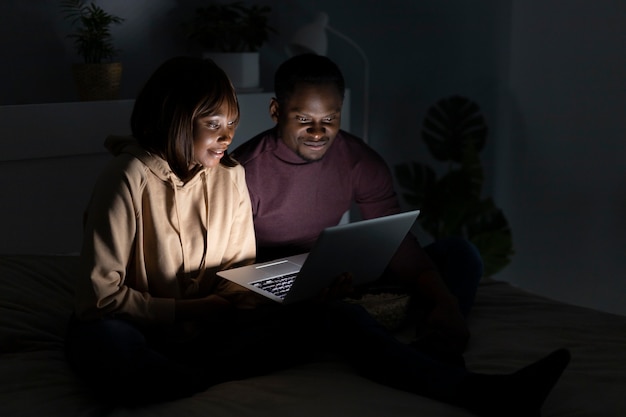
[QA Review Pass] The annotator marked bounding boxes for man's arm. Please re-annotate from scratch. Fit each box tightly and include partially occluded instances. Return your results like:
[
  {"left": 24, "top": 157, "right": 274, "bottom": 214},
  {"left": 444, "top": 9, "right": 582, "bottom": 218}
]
[
  {"left": 352, "top": 141, "right": 470, "bottom": 353},
  {"left": 387, "top": 235, "right": 470, "bottom": 355}
]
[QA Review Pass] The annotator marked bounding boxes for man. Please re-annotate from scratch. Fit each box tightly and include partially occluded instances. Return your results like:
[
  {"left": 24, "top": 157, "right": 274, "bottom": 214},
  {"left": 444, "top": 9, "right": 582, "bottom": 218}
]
[{"left": 233, "top": 54, "right": 483, "bottom": 364}]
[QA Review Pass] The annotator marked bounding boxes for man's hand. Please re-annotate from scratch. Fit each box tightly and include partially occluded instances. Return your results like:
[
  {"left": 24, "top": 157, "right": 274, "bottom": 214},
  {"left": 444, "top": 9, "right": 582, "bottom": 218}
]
[
  {"left": 316, "top": 272, "right": 354, "bottom": 302},
  {"left": 413, "top": 297, "right": 469, "bottom": 364}
]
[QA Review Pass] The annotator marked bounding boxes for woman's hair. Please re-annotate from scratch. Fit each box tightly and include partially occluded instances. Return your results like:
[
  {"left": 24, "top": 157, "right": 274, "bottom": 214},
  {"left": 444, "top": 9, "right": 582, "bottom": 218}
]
[
  {"left": 131, "top": 56, "right": 239, "bottom": 181},
  {"left": 274, "top": 53, "right": 345, "bottom": 106}
]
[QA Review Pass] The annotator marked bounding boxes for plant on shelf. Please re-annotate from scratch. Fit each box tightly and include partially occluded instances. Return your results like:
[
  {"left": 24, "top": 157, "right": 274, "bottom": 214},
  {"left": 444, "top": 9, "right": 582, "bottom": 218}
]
[
  {"left": 61, "top": 0, "right": 124, "bottom": 63},
  {"left": 184, "top": 1, "right": 276, "bottom": 53},
  {"left": 61, "top": 0, "right": 125, "bottom": 101},
  {"left": 182, "top": 1, "right": 277, "bottom": 90},
  {"left": 394, "top": 95, "right": 514, "bottom": 277}
]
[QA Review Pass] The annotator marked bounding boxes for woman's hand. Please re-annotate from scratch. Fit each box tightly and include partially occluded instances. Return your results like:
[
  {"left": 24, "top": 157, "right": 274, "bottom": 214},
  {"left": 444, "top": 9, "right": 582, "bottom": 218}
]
[{"left": 175, "top": 294, "right": 234, "bottom": 322}]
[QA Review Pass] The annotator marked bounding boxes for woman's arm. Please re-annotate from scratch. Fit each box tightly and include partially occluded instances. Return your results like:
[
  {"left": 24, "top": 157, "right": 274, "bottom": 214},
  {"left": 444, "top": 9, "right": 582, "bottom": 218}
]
[{"left": 76, "top": 159, "right": 174, "bottom": 324}]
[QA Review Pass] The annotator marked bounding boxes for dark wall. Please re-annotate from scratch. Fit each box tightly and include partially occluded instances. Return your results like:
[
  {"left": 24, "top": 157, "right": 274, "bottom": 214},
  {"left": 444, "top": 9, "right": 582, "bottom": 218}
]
[{"left": 2, "top": 0, "right": 625, "bottom": 315}]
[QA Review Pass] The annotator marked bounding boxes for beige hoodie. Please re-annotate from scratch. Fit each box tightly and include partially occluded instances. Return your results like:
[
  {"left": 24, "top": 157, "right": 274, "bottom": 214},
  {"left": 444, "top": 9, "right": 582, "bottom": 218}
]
[{"left": 76, "top": 136, "right": 257, "bottom": 325}]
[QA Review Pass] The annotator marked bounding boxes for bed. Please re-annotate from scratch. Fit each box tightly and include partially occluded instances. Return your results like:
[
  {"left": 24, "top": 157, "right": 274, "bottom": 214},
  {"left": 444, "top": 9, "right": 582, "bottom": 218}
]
[{"left": 1, "top": 101, "right": 626, "bottom": 417}]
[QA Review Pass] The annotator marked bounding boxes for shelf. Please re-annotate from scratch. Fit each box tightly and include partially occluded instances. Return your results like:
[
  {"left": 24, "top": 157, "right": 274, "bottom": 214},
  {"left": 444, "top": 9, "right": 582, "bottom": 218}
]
[{"left": 0, "top": 93, "right": 276, "bottom": 162}]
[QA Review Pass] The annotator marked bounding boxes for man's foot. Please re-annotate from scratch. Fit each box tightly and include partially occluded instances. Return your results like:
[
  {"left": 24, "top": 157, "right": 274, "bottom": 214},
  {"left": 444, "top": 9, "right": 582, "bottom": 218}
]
[{"left": 457, "top": 348, "right": 571, "bottom": 417}]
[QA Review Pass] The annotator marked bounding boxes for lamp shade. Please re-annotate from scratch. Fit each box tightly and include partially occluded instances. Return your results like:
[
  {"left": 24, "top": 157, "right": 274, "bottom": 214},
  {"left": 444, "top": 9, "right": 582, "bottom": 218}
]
[{"left": 286, "top": 12, "right": 329, "bottom": 56}]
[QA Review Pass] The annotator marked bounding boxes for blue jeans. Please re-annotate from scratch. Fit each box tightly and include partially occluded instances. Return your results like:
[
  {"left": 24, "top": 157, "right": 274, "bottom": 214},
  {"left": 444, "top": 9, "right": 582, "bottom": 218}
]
[{"left": 65, "top": 301, "right": 468, "bottom": 406}]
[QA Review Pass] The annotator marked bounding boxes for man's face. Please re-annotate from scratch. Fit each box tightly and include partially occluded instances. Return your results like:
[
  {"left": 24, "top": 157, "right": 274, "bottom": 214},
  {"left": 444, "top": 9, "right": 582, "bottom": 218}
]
[{"left": 271, "top": 83, "right": 343, "bottom": 162}]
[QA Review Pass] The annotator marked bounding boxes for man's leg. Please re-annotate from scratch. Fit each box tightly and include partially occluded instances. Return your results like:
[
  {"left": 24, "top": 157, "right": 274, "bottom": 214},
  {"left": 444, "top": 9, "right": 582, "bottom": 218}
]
[
  {"left": 325, "top": 301, "right": 570, "bottom": 417},
  {"left": 423, "top": 236, "right": 484, "bottom": 317},
  {"left": 402, "top": 237, "right": 483, "bottom": 366}
]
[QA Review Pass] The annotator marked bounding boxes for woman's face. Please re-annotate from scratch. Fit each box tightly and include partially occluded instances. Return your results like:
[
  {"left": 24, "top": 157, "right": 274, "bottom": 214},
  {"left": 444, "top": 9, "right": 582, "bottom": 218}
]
[{"left": 192, "top": 101, "right": 237, "bottom": 169}]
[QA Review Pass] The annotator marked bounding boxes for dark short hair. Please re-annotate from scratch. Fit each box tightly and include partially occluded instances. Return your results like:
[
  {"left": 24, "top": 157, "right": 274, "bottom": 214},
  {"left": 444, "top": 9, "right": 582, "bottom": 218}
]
[
  {"left": 274, "top": 54, "right": 345, "bottom": 105},
  {"left": 131, "top": 56, "right": 239, "bottom": 181}
]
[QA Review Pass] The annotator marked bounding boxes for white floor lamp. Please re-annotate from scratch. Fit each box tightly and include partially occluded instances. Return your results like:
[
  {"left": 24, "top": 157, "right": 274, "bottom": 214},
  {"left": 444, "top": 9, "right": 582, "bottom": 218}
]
[{"left": 286, "top": 12, "right": 370, "bottom": 144}]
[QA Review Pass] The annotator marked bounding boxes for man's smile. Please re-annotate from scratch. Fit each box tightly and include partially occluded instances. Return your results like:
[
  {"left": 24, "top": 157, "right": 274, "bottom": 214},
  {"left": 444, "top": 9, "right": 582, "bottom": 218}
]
[{"left": 302, "top": 139, "right": 329, "bottom": 149}]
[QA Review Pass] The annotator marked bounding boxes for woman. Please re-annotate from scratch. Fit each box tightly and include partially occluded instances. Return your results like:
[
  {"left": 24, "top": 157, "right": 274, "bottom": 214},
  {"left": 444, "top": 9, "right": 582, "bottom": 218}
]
[{"left": 66, "top": 56, "right": 264, "bottom": 404}]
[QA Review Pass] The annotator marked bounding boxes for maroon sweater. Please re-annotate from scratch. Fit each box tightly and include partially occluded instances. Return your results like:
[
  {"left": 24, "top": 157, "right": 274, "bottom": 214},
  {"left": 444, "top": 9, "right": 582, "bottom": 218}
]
[{"left": 234, "top": 128, "right": 436, "bottom": 277}]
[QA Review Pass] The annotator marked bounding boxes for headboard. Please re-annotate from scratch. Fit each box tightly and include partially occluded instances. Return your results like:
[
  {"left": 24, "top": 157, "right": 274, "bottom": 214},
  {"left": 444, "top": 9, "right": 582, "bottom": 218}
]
[{"left": 0, "top": 94, "right": 274, "bottom": 255}]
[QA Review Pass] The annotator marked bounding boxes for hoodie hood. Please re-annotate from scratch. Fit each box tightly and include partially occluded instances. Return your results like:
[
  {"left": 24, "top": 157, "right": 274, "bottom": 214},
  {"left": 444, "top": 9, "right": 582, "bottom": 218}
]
[
  {"left": 104, "top": 135, "right": 210, "bottom": 293},
  {"left": 105, "top": 135, "right": 182, "bottom": 185}
]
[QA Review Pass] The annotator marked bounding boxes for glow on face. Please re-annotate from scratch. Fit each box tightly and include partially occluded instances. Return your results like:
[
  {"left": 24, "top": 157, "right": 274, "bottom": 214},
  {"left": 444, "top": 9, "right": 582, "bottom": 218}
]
[
  {"left": 192, "top": 102, "right": 237, "bottom": 168},
  {"left": 274, "top": 83, "right": 343, "bottom": 162}
]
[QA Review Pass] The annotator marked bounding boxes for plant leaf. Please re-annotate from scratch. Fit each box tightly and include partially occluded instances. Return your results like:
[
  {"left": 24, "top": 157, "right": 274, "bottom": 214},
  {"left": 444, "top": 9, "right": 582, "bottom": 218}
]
[
  {"left": 395, "top": 95, "right": 513, "bottom": 277},
  {"left": 422, "top": 95, "right": 488, "bottom": 163}
]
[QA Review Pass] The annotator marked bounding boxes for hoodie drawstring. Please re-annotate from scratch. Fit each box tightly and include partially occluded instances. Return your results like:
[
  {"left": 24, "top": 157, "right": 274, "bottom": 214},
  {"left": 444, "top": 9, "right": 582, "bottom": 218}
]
[{"left": 173, "top": 171, "right": 210, "bottom": 296}]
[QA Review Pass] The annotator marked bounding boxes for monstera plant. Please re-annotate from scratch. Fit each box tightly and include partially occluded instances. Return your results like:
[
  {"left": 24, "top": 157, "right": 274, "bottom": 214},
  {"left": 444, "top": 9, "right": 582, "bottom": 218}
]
[{"left": 395, "top": 95, "right": 514, "bottom": 277}]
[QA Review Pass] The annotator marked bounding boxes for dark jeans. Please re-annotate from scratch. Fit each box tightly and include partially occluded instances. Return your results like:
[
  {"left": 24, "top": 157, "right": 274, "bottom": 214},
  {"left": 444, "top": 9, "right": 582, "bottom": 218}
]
[
  {"left": 65, "top": 237, "right": 482, "bottom": 405},
  {"left": 361, "top": 236, "right": 483, "bottom": 367},
  {"left": 65, "top": 301, "right": 468, "bottom": 406},
  {"left": 369, "top": 236, "right": 483, "bottom": 318},
  {"left": 423, "top": 236, "right": 484, "bottom": 317}
]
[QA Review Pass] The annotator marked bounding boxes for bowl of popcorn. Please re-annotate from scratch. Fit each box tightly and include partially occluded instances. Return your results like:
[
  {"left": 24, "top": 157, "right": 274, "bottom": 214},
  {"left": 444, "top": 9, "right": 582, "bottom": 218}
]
[{"left": 348, "top": 291, "right": 411, "bottom": 331}]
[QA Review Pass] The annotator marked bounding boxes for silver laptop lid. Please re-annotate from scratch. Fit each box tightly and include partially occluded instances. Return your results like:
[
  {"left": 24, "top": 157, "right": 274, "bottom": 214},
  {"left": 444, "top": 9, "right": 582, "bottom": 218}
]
[{"left": 282, "top": 210, "right": 420, "bottom": 304}]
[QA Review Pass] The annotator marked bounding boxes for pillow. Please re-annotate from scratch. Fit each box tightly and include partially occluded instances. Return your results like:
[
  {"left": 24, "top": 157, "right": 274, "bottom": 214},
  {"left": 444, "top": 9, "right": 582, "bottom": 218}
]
[{"left": 0, "top": 255, "right": 80, "bottom": 353}]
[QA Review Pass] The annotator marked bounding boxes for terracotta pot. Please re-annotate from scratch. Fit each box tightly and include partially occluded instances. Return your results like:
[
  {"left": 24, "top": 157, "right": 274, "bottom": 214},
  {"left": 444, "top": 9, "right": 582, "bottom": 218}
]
[{"left": 72, "top": 62, "right": 123, "bottom": 101}]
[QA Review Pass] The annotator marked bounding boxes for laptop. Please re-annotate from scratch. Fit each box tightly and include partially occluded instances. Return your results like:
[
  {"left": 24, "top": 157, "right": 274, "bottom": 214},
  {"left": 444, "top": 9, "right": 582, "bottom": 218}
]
[{"left": 217, "top": 210, "right": 420, "bottom": 304}]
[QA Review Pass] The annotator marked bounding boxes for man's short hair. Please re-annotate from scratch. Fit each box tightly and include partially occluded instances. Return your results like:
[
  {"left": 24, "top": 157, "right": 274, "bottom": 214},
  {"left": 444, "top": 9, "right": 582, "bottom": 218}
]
[{"left": 274, "top": 54, "right": 345, "bottom": 104}]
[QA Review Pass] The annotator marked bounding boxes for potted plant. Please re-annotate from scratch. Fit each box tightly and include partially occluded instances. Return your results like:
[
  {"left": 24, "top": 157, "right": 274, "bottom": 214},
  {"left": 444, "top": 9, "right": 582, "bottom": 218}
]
[
  {"left": 61, "top": 0, "right": 125, "bottom": 101},
  {"left": 394, "top": 96, "right": 514, "bottom": 277},
  {"left": 183, "top": 1, "right": 277, "bottom": 91}
]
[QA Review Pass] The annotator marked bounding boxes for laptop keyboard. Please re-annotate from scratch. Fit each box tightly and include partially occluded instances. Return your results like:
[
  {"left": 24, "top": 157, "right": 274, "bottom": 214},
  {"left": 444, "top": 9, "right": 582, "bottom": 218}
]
[{"left": 251, "top": 273, "right": 297, "bottom": 298}]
